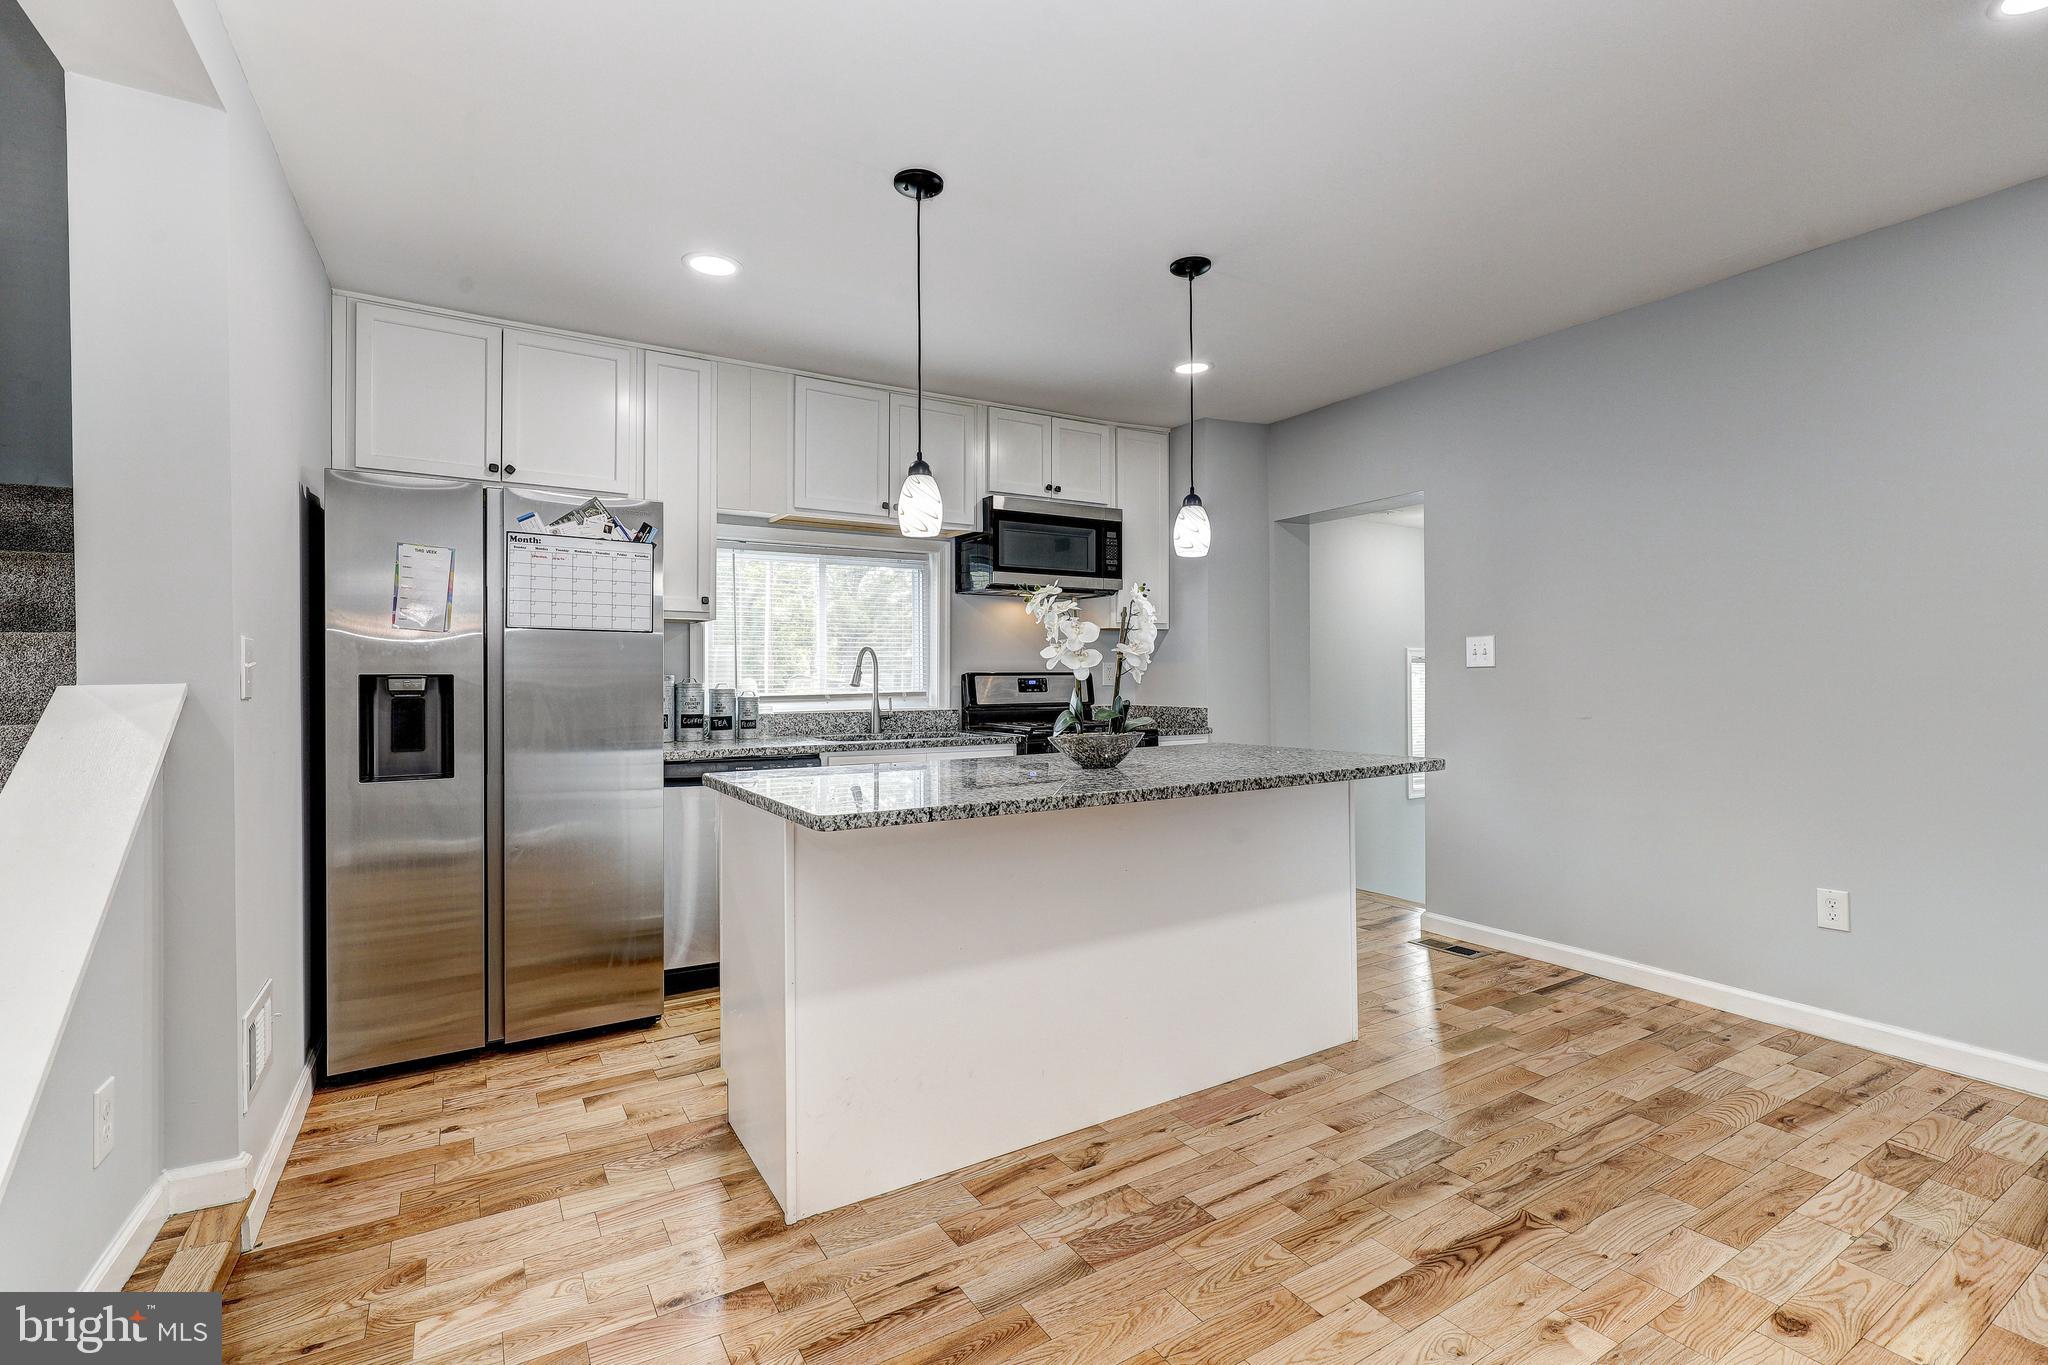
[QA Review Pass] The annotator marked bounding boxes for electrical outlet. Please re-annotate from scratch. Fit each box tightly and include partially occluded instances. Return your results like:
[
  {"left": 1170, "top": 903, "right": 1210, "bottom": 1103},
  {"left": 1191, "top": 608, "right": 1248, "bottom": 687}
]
[
  {"left": 1816, "top": 888, "right": 1850, "bottom": 932},
  {"left": 1466, "top": 636, "right": 1496, "bottom": 668},
  {"left": 93, "top": 1077, "right": 115, "bottom": 1168}
]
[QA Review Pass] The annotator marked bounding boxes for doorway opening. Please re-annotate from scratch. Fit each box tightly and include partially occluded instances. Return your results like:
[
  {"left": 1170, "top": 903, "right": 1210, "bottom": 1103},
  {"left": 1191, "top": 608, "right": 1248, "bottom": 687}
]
[{"left": 1303, "top": 493, "right": 1425, "bottom": 906}]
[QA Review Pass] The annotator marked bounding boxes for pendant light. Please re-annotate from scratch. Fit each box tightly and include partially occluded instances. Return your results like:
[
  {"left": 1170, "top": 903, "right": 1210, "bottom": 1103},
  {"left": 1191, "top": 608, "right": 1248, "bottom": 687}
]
[
  {"left": 1170, "top": 255, "right": 1213, "bottom": 558},
  {"left": 894, "top": 168, "right": 945, "bottom": 537}
]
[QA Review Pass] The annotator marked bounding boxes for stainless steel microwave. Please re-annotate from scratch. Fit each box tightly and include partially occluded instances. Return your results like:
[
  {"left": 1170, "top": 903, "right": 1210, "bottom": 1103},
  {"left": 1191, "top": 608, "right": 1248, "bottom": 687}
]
[{"left": 954, "top": 495, "right": 1123, "bottom": 597}]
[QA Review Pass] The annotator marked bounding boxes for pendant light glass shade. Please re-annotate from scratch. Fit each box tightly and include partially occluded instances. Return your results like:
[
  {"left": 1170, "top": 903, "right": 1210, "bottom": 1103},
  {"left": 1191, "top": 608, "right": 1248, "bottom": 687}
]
[
  {"left": 897, "top": 457, "right": 944, "bottom": 538},
  {"left": 1173, "top": 491, "right": 1211, "bottom": 558}
]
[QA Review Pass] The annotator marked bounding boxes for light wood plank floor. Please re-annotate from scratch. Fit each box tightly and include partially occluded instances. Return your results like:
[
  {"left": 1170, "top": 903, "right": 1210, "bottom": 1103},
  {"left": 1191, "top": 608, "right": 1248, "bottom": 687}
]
[{"left": 222, "top": 896, "right": 2048, "bottom": 1365}]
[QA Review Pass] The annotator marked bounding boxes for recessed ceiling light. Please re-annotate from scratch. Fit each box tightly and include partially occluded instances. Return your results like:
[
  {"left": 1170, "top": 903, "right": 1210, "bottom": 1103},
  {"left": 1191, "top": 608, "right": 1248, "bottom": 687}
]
[
  {"left": 1175, "top": 361, "right": 1210, "bottom": 375},
  {"left": 685, "top": 253, "right": 739, "bottom": 277},
  {"left": 1997, "top": 0, "right": 2048, "bottom": 14}
]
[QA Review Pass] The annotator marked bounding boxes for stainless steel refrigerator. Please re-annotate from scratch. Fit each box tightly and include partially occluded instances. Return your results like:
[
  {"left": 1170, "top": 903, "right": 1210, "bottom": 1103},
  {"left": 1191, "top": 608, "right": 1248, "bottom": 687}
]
[{"left": 317, "top": 470, "right": 665, "bottom": 1077}]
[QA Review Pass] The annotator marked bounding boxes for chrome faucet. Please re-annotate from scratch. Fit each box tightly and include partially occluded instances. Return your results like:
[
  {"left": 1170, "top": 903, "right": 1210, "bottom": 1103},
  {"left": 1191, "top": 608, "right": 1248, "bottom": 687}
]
[{"left": 849, "top": 646, "right": 882, "bottom": 737}]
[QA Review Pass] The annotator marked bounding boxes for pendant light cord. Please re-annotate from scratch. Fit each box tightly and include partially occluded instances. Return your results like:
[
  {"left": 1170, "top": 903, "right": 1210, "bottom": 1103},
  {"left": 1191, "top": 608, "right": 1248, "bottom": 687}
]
[
  {"left": 915, "top": 190, "right": 924, "bottom": 458},
  {"left": 1186, "top": 270, "right": 1197, "bottom": 495}
]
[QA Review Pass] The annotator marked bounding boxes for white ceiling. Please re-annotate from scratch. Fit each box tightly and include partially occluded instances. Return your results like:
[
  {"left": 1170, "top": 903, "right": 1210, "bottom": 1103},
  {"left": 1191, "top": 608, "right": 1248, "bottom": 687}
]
[{"left": 216, "top": 0, "right": 2048, "bottom": 428}]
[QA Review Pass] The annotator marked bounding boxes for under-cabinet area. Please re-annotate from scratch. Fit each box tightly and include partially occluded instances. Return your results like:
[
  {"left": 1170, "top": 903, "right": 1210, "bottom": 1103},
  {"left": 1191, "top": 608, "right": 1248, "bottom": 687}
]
[{"left": 330, "top": 293, "right": 1173, "bottom": 626}]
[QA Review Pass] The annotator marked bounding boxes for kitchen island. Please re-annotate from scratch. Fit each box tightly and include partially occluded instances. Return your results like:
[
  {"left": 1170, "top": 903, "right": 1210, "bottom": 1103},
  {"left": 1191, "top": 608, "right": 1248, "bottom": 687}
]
[{"left": 706, "top": 743, "right": 1443, "bottom": 1221}]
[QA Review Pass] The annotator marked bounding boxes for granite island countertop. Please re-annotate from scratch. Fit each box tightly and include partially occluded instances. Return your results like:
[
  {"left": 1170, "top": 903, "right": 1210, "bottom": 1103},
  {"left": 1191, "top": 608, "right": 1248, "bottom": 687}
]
[{"left": 702, "top": 742, "right": 1444, "bottom": 832}]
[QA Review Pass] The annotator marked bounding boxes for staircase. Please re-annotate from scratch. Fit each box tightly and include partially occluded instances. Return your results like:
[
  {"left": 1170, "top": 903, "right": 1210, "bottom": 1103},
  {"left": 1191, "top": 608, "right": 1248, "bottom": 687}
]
[{"left": 0, "top": 483, "right": 76, "bottom": 789}]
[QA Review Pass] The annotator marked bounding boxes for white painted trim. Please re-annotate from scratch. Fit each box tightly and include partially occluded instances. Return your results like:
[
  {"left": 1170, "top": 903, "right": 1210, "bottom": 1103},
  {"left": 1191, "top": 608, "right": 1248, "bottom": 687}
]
[
  {"left": 242, "top": 1059, "right": 313, "bottom": 1249},
  {"left": 1419, "top": 911, "right": 2048, "bottom": 1099},
  {"left": 163, "top": 1151, "right": 251, "bottom": 1215},
  {"left": 79, "top": 1174, "right": 169, "bottom": 1292}
]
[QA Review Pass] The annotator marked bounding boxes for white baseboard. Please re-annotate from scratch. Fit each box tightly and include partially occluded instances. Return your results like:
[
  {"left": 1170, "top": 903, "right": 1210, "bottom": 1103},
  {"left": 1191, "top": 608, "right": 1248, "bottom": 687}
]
[
  {"left": 77, "top": 1119, "right": 283, "bottom": 1291},
  {"left": 80, "top": 1175, "right": 170, "bottom": 1292},
  {"left": 243, "top": 1058, "right": 313, "bottom": 1249},
  {"left": 163, "top": 1151, "right": 252, "bottom": 1216},
  {"left": 1419, "top": 911, "right": 2048, "bottom": 1099}
]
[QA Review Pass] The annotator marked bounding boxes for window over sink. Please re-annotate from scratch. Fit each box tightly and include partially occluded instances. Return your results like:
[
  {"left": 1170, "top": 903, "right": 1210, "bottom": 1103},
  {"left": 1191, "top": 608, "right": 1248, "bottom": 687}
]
[{"left": 705, "top": 537, "right": 944, "bottom": 707}]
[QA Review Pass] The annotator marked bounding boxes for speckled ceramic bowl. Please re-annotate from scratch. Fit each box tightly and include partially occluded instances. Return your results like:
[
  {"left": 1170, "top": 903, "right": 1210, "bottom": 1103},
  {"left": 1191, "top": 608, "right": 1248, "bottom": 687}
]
[{"left": 1051, "top": 730, "right": 1144, "bottom": 769}]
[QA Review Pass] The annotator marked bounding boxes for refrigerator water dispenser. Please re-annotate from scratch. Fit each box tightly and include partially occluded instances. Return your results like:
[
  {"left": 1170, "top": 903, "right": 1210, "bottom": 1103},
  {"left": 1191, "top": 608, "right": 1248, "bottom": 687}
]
[{"left": 359, "top": 674, "right": 454, "bottom": 781}]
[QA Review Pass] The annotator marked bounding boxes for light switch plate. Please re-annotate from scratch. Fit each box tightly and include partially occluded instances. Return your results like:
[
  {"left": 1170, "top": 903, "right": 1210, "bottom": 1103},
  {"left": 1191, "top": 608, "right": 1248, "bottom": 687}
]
[
  {"left": 1466, "top": 636, "right": 1495, "bottom": 667},
  {"left": 238, "top": 634, "right": 255, "bottom": 701}
]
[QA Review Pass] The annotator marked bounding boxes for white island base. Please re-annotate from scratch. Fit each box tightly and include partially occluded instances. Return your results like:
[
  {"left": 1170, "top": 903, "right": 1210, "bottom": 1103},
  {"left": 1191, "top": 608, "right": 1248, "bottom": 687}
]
[{"left": 717, "top": 779, "right": 1360, "bottom": 1222}]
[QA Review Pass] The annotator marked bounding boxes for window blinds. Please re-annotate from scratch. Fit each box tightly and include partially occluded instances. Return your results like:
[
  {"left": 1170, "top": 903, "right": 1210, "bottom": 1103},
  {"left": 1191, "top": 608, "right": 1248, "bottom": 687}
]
[{"left": 705, "top": 545, "right": 931, "bottom": 700}]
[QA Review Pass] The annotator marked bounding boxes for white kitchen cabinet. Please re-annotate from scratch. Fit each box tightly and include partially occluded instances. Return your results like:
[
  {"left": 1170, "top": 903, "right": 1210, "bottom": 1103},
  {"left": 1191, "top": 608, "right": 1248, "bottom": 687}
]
[
  {"left": 792, "top": 377, "right": 891, "bottom": 523},
  {"left": 1050, "top": 418, "right": 1113, "bottom": 505},
  {"left": 986, "top": 407, "right": 1053, "bottom": 498},
  {"left": 1114, "top": 427, "right": 1170, "bottom": 628},
  {"left": 888, "top": 393, "right": 978, "bottom": 532},
  {"left": 714, "top": 363, "right": 793, "bottom": 519},
  {"left": 987, "top": 409, "right": 1112, "bottom": 505},
  {"left": 644, "top": 349, "right": 717, "bottom": 621},
  {"left": 350, "top": 302, "right": 502, "bottom": 480},
  {"left": 1080, "top": 426, "right": 1172, "bottom": 631},
  {"left": 501, "top": 328, "right": 635, "bottom": 495}
]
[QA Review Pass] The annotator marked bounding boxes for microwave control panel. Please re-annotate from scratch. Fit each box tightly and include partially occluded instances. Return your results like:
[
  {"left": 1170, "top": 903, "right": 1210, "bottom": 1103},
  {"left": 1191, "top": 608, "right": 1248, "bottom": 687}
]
[{"left": 1103, "top": 529, "right": 1120, "bottom": 575}]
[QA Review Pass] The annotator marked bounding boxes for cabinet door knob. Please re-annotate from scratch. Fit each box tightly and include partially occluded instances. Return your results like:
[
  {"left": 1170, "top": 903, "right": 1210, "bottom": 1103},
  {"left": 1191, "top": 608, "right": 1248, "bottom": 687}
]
[
  {"left": 503, "top": 464, "right": 516, "bottom": 476},
  {"left": 1054, "top": 485, "right": 1062, "bottom": 493},
  {"left": 700, "top": 595, "right": 709, "bottom": 605},
  {"left": 487, "top": 462, "right": 500, "bottom": 473},
  {"left": 882, "top": 501, "right": 889, "bottom": 510},
  {"left": 1044, "top": 483, "right": 1053, "bottom": 492}
]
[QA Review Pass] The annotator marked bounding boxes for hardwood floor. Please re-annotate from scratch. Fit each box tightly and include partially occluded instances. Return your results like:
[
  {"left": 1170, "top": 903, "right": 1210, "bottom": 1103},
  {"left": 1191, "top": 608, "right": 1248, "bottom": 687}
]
[
  {"left": 220, "top": 896, "right": 2048, "bottom": 1365},
  {"left": 125, "top": 1193, "right": 252, "bottom": 1293}
]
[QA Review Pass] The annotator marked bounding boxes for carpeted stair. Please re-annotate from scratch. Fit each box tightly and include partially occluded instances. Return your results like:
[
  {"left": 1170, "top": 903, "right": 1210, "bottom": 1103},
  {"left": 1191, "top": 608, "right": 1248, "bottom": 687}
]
[{"left": 0, "top": 483, "right": 76, "bottom": 788}]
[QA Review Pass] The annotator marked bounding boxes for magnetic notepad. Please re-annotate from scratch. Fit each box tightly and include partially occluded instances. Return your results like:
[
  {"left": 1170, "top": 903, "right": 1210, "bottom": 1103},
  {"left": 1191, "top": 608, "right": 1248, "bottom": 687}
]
[
  {"left": 504, "top": 531, "right": 653, "bottom": 631},
  {"left": 392, "top": 542, "right": 454, "bottom": 632}
]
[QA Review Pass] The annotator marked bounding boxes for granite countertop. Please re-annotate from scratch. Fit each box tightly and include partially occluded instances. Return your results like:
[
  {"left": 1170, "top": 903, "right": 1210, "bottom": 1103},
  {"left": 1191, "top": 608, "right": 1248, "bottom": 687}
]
[{"left": 702, "top": 742, "right": 1444, "bottom": 832}]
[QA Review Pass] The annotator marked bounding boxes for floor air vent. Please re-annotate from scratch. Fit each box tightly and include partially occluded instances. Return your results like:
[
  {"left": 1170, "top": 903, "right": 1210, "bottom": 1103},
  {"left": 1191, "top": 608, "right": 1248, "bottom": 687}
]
[{"left": 1413, "top": 937, "right": 1486, "bottom": 958}]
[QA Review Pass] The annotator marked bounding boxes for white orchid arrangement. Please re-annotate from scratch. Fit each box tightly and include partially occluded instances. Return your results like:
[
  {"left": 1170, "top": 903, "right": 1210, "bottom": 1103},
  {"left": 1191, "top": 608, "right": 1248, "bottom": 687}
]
[{"left": 1026, "top": 582, "right": 1159, "bottom": 738}]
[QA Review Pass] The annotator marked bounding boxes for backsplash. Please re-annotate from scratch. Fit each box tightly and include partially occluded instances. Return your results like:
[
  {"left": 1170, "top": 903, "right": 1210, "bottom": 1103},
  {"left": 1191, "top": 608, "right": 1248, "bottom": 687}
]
[{"left": 756, "top": 703, "right": 1210, "bottom": 738}]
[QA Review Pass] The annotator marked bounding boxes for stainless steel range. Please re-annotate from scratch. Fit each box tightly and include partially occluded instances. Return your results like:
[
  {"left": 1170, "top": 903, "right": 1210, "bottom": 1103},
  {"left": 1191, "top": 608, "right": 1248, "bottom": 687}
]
[
  {"left": 315, "top": 470, "right": 665, "bottom": 1077},
  {"left": 958, "top": 670, "right": 1162, "bottom": 755}
]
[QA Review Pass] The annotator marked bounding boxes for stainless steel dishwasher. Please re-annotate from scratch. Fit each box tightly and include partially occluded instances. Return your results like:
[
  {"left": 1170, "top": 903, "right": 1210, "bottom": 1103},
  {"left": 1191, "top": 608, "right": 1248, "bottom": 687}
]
[{"left": 662, "top": 753, "right": 822, "bottom": 992}]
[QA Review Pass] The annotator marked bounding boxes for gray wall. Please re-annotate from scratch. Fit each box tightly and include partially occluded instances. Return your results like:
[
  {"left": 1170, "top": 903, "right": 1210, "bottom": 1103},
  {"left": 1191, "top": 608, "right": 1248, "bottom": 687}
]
[
  {"left": 66, "top": 0, "right": 331, "bottom": 1184},
  {"left": 1308, "top": 517, "right": 1425, "bottom": 902},
  {"left": 0, "top": 793, "right": 164, "bottom": 1290},
  {"left": 0, "top": 0, "right": 71, "bottom": 487},
  {"left": 1265, "top": 175, "right": 2048, "bottom": 1064},
  {"left": 69, "top": 68, "right": 240, "bottom": 1172},
  {"left": 1139, "top": 420, "right": 1272, "bottom": 742}
]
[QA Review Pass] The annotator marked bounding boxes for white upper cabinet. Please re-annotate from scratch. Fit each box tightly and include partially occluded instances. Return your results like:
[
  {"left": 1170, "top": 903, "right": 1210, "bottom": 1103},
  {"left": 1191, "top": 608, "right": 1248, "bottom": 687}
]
[
  {"left": 644, "top": 350, "right": 717, "bottom": 621},
  {"left": 1050, "top": 418, "right": 1113, "bottom": 505},
  {"left": 351, "top": 303, "right": 502, "bottom": 480},
  {"left": 501, "top": 328, "right": 635, "bottom": 495},
  {"left": 792, "top": 377, "right": 890, "bottom": 522},
  {"left": 986, "top": 407, "right": 1053, "bottom": 497},
  {"left": 1114, "top": 427, "right": 1170, "bottom": 628},
  {"left": 1079, "top": 427, "right": 1171, "bottom": 631},
  {"left": 714, "top": 363, "right": 792, "bottom": 519},
  {"left": 889, "top": 393, "right": 978, "bottom": 532}
]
